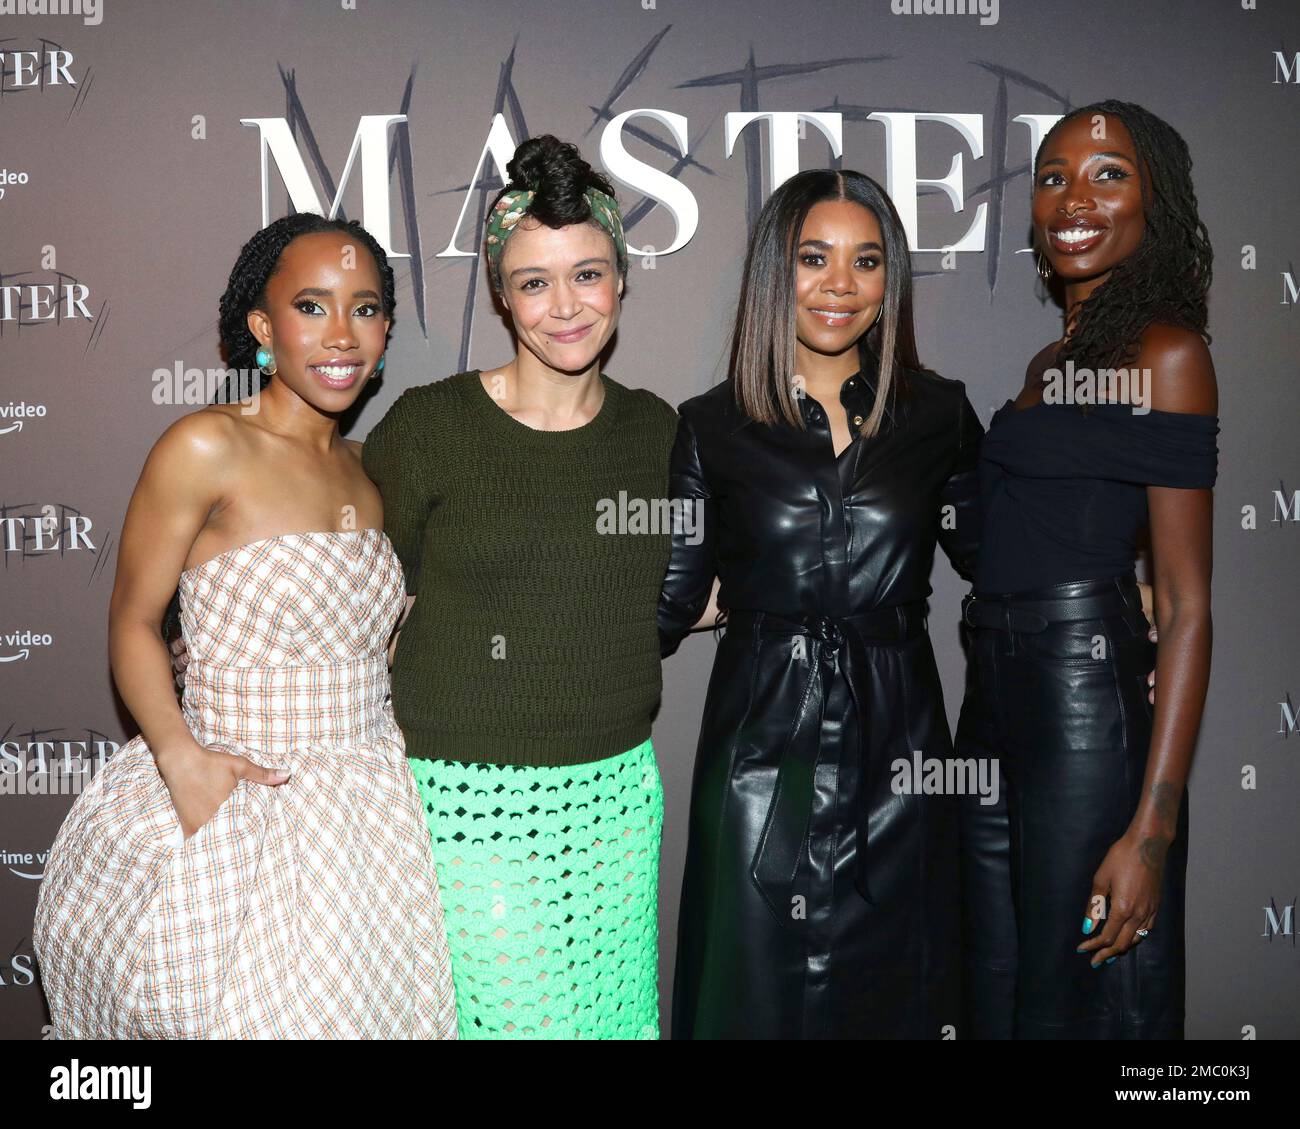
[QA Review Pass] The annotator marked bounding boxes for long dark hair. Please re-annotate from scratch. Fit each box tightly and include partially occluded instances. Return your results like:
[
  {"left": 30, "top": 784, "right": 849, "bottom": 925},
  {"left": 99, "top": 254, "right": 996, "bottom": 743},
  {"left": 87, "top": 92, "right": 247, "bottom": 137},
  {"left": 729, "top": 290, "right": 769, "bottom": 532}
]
[
  {"left": 728, "top": 169, "right": 922, "bottom": 439},
  {"left": 486, "top": 134, "right": 626, "bottom": 292},
  {"left": 1035, "top": 100, "right": 1212, "bottom": 370}
]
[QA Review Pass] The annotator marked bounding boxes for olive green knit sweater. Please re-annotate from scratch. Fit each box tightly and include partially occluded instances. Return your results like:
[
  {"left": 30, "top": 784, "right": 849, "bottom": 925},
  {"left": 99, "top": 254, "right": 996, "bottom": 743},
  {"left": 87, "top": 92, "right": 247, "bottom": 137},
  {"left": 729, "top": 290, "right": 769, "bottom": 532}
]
[{"left": 362, "top": 369, "right": 677, "bottom": 766}]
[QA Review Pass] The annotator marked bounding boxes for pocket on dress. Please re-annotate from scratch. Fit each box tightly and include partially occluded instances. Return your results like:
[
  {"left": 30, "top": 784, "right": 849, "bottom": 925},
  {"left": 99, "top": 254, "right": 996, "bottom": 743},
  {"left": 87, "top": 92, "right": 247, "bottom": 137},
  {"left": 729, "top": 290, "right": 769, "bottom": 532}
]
[{"left": 171, "top": 779, "right": 244, "bottom": 853}]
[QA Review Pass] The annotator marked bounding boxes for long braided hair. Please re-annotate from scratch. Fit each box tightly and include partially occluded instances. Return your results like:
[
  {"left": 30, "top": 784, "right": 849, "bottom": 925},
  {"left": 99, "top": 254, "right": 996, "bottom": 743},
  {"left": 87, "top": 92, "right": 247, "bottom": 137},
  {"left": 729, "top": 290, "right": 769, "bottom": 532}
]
[{"left": 1036, "top": 100, "right": 1213, "bottom": 370}]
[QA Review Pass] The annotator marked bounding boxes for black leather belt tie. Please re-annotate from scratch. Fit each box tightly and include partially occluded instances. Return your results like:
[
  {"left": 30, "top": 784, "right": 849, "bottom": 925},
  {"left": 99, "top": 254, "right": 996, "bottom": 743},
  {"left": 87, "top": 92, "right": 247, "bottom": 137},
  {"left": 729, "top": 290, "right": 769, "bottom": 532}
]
[
  {"left": 961, "top": 576, "right": 1140, "bottom": 634},
  {"left": 727, "top": 603, "right": 927, "bottom": 924}
]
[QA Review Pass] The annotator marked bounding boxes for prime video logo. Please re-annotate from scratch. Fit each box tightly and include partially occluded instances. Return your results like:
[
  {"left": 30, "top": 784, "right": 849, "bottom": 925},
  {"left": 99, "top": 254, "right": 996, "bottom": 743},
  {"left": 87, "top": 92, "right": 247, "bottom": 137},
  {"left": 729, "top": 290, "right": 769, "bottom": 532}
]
[
  {"left": 0, "top": 0, "right": 103, "bottom": 24},
  {"left": 891, "top": 0, "right": 1000, "bottom": 26}
]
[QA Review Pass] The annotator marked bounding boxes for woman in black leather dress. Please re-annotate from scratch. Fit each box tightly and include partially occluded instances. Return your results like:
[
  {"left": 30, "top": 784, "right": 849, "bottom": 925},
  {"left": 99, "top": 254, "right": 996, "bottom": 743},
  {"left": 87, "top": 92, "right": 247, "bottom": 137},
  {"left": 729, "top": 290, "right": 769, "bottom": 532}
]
[
  {"left": 658, "top": 170, "right": 983, "bottom": 1039},
  {"left": 955, "top": 101, "right": 1217, "bottom": 1039}
]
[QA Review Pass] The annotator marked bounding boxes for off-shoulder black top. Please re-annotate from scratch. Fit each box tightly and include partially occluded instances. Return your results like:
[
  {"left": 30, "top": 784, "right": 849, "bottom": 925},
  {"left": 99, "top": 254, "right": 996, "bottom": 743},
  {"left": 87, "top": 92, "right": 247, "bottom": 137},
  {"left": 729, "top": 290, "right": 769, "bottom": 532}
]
[{"left": 975, "top": 399, "right": 1219, "bottom": 595}]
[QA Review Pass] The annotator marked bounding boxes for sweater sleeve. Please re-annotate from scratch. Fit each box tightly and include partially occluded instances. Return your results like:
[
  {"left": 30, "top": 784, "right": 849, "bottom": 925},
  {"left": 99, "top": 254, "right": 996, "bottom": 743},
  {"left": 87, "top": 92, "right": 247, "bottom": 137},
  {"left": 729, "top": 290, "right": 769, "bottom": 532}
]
[{"left": 362, "top": 388, "right": 438, "bottom": 595}]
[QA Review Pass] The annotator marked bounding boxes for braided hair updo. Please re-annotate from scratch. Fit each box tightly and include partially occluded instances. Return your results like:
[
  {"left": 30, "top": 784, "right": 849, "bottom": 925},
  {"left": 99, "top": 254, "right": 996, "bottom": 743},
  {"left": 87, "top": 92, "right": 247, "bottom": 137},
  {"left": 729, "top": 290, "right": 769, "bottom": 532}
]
[
  {"left": 1035, "top": 100, "right": 1212, "bottom": 371},
  {"left": 486, "top": 134, "right": 625, "bottom": 292}
]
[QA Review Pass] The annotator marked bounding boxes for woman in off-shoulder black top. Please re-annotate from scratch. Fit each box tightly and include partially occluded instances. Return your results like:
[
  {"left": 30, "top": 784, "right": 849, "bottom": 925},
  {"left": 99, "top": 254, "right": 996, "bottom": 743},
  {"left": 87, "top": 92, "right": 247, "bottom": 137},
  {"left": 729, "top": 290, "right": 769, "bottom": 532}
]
[
  {"left": 956, "top": 101, "right": 1218, "bottom": 1040},
  {"left": 975, "top": 401, "right": 1217, "bottom": 595}
]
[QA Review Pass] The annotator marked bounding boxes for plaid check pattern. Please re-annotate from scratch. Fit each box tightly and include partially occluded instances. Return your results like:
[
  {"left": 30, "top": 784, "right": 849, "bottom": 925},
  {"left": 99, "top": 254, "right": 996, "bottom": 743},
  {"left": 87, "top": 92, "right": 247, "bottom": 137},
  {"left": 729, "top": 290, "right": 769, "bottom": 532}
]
[{"left": 33, "top": 529, "right": 458, "bottom": 1039}]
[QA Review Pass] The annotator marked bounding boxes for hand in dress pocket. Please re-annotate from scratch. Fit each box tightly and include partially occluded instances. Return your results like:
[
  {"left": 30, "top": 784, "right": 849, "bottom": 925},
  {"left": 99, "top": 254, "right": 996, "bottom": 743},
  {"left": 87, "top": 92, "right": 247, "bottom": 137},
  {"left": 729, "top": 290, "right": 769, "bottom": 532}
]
[
  {"left": 155, "top": 738, "right": 290, "bottom": 842},
  {"left": 168, "top": 634, "right": 189, "bottom": 695}
]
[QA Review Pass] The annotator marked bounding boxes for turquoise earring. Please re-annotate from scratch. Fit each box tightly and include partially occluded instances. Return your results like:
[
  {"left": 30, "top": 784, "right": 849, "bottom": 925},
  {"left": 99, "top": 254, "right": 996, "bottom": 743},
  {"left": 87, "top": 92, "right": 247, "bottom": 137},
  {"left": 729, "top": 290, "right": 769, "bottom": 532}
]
[
  {"left": 376, "top": 355, "right": 386, "bottom": 373},
  {"left": 255, "top": 347, "right": 277, "bottom": 376}
]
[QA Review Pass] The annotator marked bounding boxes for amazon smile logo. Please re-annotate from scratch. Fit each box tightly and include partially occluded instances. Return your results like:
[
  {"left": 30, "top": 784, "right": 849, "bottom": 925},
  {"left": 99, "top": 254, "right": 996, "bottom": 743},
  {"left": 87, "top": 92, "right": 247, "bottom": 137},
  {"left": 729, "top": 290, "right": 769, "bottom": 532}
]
[
  {"left": 1, "top": 630, "right": 53, "bottom": 662},
  {"left": 1, "top": 848, "right": 48, "bottom": 881},
  {"left": 0, "top": 401, "right": 46, "bottom": 436}
]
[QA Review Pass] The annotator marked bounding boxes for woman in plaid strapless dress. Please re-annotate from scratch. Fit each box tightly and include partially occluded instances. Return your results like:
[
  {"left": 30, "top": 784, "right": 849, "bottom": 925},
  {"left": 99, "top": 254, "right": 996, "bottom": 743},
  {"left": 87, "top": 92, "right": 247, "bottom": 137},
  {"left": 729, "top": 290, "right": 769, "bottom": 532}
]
[
  {"left": 32, "top": 212, "right": 458, "bottom": 1039},
  {"left": 33, "top": 526, "right": 458, "bottom": 1039}
]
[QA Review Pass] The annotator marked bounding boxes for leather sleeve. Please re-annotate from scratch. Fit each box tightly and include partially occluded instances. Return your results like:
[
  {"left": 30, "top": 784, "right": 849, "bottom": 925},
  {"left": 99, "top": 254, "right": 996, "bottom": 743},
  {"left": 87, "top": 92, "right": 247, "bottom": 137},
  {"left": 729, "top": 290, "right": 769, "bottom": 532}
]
[
  {"left": 657, "top": 411, "right": 717, "bottom": 657},
  {"left": 936, "top": 388, "right": 984, "bottom": 583}
]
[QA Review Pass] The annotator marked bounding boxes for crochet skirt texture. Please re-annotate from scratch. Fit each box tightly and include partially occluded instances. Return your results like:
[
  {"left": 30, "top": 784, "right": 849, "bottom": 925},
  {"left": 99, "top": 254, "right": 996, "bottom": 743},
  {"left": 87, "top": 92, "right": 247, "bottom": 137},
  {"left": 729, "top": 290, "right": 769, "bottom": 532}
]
[{"left": 408, "top": 738, "right": 662, "bottom": 1039}]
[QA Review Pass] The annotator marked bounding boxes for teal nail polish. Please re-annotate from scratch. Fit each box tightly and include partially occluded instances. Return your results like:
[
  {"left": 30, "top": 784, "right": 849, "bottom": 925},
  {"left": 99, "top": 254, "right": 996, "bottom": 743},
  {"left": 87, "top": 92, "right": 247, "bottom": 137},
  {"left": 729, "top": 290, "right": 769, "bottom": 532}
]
[
  {"left": 1081, "top": 917, "right": 1095, "bottom": 935},
  {"left": 1106, "top": 956, "right": 1117, "bottom": 964},
  {"left": 1076, "top": 946, "right": 1087, "bottom": 953}
]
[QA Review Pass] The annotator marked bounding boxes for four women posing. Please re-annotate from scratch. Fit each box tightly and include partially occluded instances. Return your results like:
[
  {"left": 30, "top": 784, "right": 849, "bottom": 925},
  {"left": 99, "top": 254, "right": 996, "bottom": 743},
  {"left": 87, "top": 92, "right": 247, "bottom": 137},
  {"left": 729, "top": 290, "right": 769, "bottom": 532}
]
[{"left": 34, "top": 100, "right": 1216, "bottom": 1040}]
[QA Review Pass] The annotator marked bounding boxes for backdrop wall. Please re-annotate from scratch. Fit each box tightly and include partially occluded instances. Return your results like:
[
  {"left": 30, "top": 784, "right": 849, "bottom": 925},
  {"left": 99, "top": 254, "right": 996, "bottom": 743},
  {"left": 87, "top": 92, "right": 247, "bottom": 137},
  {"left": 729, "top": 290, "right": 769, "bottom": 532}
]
[{"left": 3, "top": 0, "right": 1297, "bottom": 1038}]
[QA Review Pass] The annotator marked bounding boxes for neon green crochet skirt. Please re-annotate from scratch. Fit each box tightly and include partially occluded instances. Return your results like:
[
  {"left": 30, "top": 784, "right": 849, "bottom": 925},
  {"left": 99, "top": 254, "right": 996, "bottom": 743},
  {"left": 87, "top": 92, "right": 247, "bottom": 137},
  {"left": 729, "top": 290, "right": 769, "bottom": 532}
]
[{"left": 408, "top": 738, "right": 662, "bottom": 1039}]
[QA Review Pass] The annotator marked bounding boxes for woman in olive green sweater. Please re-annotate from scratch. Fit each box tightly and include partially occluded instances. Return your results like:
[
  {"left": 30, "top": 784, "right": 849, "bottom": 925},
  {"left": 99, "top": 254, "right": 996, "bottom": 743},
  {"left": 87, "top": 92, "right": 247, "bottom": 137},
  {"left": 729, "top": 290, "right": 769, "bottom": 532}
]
[{"left": 363, "top": 135, "right": 679, "bottom": 1039}]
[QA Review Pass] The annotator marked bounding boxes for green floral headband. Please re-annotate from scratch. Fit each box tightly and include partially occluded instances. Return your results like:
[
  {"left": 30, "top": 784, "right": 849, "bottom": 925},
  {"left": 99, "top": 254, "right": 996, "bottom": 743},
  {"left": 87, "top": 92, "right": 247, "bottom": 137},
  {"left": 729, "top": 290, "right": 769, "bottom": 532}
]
[{"left": 485, "top": 186, "right": 628, "bottom": 286}]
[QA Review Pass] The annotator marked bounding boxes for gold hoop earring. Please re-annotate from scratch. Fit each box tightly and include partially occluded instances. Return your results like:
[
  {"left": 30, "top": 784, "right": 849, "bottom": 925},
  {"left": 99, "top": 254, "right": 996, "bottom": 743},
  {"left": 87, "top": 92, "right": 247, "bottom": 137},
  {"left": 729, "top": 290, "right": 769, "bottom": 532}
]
[{"left": 1035, "top": 252, "right": 1053, "bottom": 282}]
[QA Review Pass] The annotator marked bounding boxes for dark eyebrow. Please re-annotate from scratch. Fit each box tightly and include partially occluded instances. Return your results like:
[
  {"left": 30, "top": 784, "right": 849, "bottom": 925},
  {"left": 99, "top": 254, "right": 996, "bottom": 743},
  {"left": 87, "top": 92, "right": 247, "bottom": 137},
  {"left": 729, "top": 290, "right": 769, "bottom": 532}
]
[
  {"left": 798, "top": 239, "right": 884, "bottom": 252},
  {"left": 1039, "top": 151, "right": 1136, "bottom": 169},
  {"left": 508, "top": 257, "right": 612, "bottom": 280},
  {"left": 292, "top": 287, "right": 382, "bottom": 300}
]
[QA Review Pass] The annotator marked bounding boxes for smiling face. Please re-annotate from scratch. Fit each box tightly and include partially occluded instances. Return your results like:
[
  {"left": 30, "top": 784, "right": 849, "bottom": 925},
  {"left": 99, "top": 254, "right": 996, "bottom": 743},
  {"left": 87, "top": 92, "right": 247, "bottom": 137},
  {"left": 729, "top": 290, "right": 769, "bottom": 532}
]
[
  {"left": 1033, "top": 113, "right": 1148, "bottom": 292},
  {"left": 246, "top": 230, "right": 390, "bottom": 410},
  {"left": 497, "top": 218, "right": 623, "bottom": 375},
  {"left": 793, "top": 199, "right": 887, "bottom": 358}
]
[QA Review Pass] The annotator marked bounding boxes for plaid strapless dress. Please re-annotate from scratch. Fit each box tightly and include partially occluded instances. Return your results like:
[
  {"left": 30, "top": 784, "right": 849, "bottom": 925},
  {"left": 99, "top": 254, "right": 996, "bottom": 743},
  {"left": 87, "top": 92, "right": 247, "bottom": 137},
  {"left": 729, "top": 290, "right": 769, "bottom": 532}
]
[{"left": 33, "top": 528, "right": 458, "bottom": 1040}]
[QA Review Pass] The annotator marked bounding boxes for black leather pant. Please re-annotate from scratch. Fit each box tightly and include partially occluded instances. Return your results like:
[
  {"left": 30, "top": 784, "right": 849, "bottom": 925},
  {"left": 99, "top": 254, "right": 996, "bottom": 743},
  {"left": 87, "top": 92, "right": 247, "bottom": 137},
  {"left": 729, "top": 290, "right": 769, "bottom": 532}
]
[{"left": 954, "top": 574, "right": 1187, "bottom": 1039}]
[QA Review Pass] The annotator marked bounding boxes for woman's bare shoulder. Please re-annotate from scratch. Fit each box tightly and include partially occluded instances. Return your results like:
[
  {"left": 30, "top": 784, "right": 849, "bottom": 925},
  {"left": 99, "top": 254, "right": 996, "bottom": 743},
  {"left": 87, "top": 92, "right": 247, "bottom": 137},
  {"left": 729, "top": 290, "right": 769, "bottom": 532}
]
[
  {"left": 150, "top": 407, "right": 244, "bottom": 470},
  {"left": 135, "top": 407, "right": 267, "bottom": 523}
]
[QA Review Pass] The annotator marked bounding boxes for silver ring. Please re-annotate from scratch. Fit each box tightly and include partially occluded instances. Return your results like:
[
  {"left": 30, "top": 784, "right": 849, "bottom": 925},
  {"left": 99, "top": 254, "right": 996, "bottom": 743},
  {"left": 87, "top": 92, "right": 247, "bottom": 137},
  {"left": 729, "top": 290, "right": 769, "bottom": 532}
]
[{"left": 1135, "top": 928, "right": 1150, "bottom": 938}]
